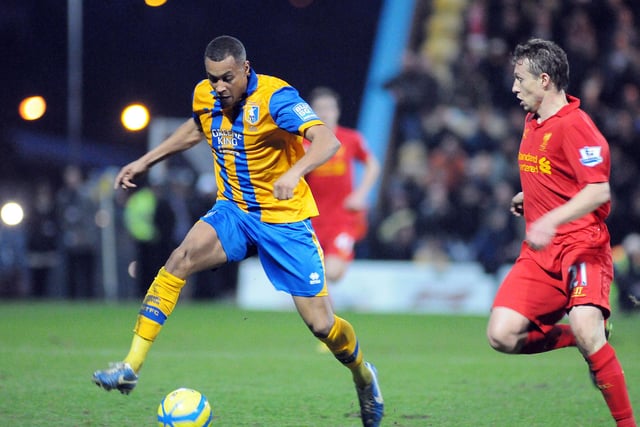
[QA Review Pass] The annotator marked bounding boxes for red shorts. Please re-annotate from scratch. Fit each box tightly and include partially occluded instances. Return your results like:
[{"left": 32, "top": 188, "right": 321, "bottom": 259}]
[
  {"left": 314, "top": 226, "right": 358, "bottom": 260},
  {"left": 492, "top": 235, "right": 612, "bottom": 333},
  {"left": 312, "top": 211, "right": 367, "bottom": 261}
]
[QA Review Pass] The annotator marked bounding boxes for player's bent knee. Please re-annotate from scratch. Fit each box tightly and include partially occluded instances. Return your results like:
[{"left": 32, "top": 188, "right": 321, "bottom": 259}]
[
  {"left": 307, "top": 317, "right": 335, "bottom": 338},
  {"left": 487, "top": 327, "right": 519, "bottom": 354},
  {"left": 325, "top": 258, "right": 348, "bottom": 283},
  {"left": 165, "top": 246, "right": 197, "bottom": 277},
  {"left": 487, "top": 335, "right": 511, "bottom": 353},
  {"left": 326, "top": 270, "right": 345, "bottom": 283},
  {"left": 309, "top": 322, "right": 333, "bottom": 338}
]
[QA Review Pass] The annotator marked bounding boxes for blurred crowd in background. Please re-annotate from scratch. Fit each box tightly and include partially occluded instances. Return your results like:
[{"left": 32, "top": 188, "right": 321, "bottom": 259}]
[
  {"left": 0, "top": 164, "right": 237, "bottom": 301},
  {"left": 367, "top": 0, "right": 640, "bottom": 312},
  {"left": 1, "top": 0, "right": 640, "bottom": 311}
]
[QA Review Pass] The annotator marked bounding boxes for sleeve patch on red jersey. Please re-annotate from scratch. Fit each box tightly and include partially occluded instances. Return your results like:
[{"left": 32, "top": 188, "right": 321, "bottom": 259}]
[{"left": 578, "top": 146, "right": 603, "bottom": 167}]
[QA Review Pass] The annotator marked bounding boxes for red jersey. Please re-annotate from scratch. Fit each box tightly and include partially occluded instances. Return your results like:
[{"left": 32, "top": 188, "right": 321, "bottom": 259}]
[
  {"left": 305, "top": 126, "right": 372, "bottom": 231},
  {"left": 519, "top": 95, "right": 610, "bottom": 236}
]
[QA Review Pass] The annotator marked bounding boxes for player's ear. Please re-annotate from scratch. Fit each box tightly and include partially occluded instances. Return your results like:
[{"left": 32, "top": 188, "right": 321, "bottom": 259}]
[
  {"left": 244, "top": 60, "right": 250, "bottom": 76},
  {"left": 539, "top": 72, "right": 551, "bottom": 89}
]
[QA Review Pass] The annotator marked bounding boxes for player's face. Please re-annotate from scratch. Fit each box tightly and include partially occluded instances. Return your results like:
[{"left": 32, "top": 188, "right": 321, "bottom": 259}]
[
  {"left": 512, "top": 59, "right": 544, "bottom": 114},
  {"left": 311, "top": 95, "right": 340, "bottom": 129},
  {"left": 205, "top": 56, "right": 250, "bottom": 110}
]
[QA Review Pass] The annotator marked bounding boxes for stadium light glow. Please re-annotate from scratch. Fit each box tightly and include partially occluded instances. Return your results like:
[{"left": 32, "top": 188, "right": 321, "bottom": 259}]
[
  {"left": 121, "top": 103, "right": 150, "bottom": 131},
  {"left": 145, "top": 0, "right": 168, "bottom": 6},
  {"left": 1, "top": 201, "right": 24, "bottom": 226},
  {"left": 19, "top": 96, "right": 47, "bottom": 121}
]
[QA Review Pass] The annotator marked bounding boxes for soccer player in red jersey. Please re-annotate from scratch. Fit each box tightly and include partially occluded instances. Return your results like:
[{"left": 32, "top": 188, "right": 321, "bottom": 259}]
[
  {"left": 305, "top": 87, "right": 380, "bottom": 283},
  {"left": 486, "top": 38, "right": 635, "bottom": 426}
]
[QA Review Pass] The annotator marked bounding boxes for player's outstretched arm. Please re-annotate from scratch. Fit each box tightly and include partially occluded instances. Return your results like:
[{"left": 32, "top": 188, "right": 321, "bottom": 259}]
[{"left": 114, "top": 118, "right": 204, "bottom": 189}]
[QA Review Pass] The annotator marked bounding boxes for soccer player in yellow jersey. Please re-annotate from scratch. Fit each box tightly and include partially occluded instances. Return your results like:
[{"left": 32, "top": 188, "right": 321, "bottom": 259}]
[{"left": 92, "top": 35, "right": 383, "bottom": 426}]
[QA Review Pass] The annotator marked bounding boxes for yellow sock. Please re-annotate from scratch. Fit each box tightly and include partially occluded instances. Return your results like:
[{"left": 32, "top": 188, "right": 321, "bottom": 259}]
[
  {"left": 320, "top": 315, "right": 372, "bottom": 387},
  {"left": 124, "top": 334, "right": 152, "bottom": 373},
  {"left": 125, "top": 267, "right": 185, "bottom": 371}
]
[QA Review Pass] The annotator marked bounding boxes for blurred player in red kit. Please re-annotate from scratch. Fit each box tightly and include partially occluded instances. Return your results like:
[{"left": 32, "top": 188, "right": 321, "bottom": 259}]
[
  {"left": 486, "top": 38, "right": 635, "bottom": 426},
  {"left": 305, "top": 87, "right": 380, "bottom": 283}
]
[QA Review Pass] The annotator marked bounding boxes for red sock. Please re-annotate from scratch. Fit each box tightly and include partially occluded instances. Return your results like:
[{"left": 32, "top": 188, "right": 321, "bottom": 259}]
[
  {"left": 520, "top": 324, "right": 576, "bottom": 354},
  {"left": 587, "top": 343, "right": 636, "bottom": 427}
]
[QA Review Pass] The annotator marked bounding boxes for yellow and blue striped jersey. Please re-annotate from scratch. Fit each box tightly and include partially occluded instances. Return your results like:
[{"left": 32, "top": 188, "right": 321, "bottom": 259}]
[{"left": 192, "top": 69, "right": 323, "bottom": 223}]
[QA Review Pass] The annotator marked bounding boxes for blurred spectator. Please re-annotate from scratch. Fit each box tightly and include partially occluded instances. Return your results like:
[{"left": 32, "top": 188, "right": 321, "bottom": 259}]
[
  {"left": 464, "top": 105, "right": 505, "bottom": 154},
  {"left": 470, "top": 181, "right": 521, "bottom": 274},
  {"left": 417, "top": 182, "right": 458, "bottom": 240},
  {"left": 384, "top": 51, "right": 440, "bottom": 141},
  {"left": 601, "top": 28, "right": 640, "bottom": 105},
  {"left": 606, "top": 145, "right": 639, "bottom": 245},
  {"left": 425, "top": 132, "right": 467, "bottom": 191},
  {"left": 56, "top": 165, "right": 99, "bottom": 299},
  {"left": 476, "top": 38, "right": 514, "bottom": 110},
  {"left": 578, "top": 71, "right": 609, "bottom": 128},
  {"left": 485, "top": 0, "right": 532, "bottom": 50},
  {"left": 0, "top": 222, "right": 28, "bottom": 298},
  {"left": 613, "top": 233, "right": 640, "bottom": 313},
  {"left": 123, "top": 178, "right": 175, "bottom": 298},
  {"left": 562, "top": 6, "right": 599, "bottom": 95},
  {"left": 26, "top": 180, "right": 59, "bottom": 297},
  {"left": 376, "top": 207, "right": 418, "bottom": 260},
  {"left": 166, "top": 167, "right": 198, "bottom": 247}
]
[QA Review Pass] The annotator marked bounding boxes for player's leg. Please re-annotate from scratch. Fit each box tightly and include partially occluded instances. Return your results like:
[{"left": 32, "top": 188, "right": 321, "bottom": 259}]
[
  {"left": 486, "top": 306, "right": 531, "bottom": 353},
  {"left": 258, "top": 219, "right": 371, "bottom": 385},
  {"left": 92, "top": 220, "right": 227, "bottom": 393},
  {"left": 319, "top": 228, "right": 357, "bottom": 283},
  {"left": 565, "top": 250, "right": 636, "bottom": 427},
  {"left": 124, "top": 220, "right": 227, "bottom": 366},
  {"left": 488, "top": 308, "right": 576, "bottom": 354},
  {"left": 569, "top": 305, "right": 635, "bottom": 426},
  {"left": 293, "top": 295, "right": 372, "bottom": 386},
  {"left": 258, "top": 218, "right": 382, "bottom": 425},
  {"left": 487, "top": 257, "right": 575, "bottom": 354},
  {"left": 293, "top": 295, "right": 383, "bottom": 426},
  {"left": 324, "top": 255, "right": 350, "bottom": 283}
]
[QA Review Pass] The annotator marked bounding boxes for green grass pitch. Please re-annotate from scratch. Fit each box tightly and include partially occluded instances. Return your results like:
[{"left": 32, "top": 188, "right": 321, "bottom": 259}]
[{"left": 0, "top": 300, "right": 638, "bottom": 426}]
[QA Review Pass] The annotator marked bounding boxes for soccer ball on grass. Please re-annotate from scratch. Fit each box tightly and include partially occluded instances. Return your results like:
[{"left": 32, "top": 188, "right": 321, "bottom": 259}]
[{"left": 157, "top": 387, "right": 213, "bottom": 426}]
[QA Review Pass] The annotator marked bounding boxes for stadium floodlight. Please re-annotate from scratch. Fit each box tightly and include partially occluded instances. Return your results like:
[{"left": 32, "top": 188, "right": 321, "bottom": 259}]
[
  {"left": 121, "top": 103, "right": 151, "bottom": 131},
  {"left": 19, "top": 96, "right": 47, "bottom": 121},
  {"left": 0, "top": 201, "right": 24, "bottom": 226}
]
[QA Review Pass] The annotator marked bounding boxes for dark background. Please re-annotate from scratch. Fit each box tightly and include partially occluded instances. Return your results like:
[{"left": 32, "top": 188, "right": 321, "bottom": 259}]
[{"left": 1, "top": 0, "right": 383, "bottom": 175}]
